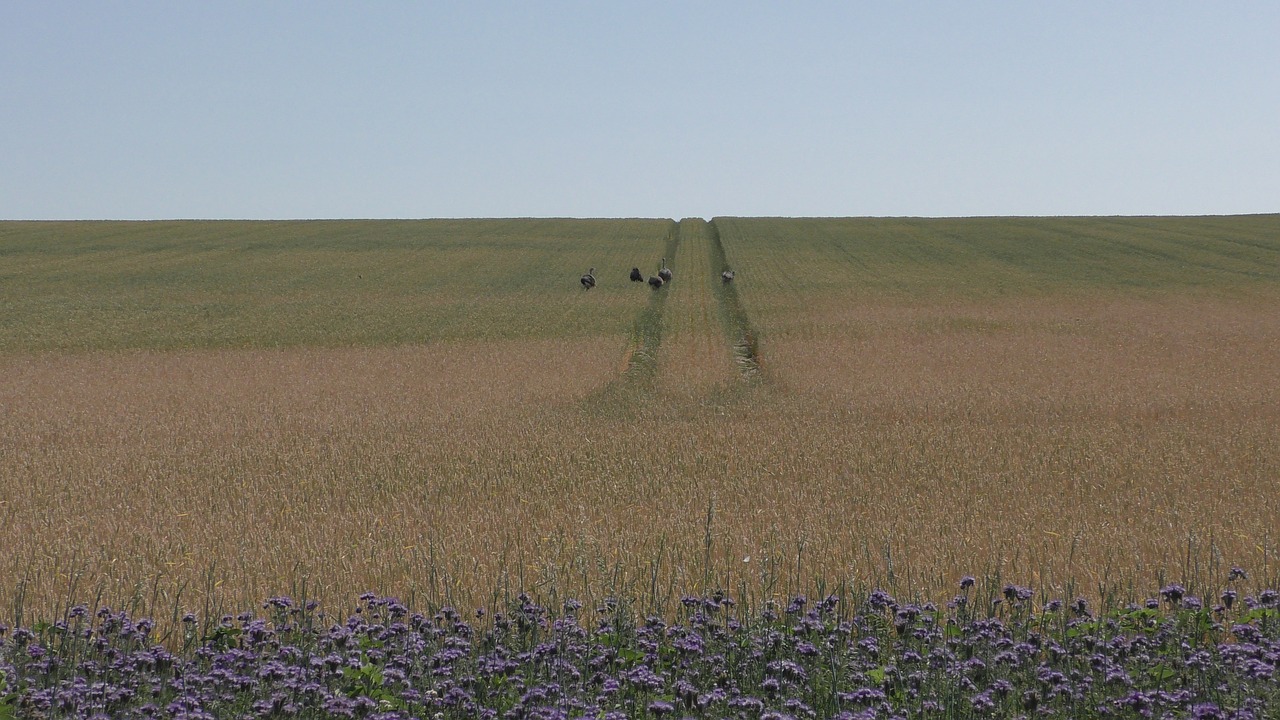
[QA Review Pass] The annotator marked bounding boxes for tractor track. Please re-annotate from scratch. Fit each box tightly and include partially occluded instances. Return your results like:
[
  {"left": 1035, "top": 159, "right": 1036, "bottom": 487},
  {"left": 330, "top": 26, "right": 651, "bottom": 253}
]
[
  {"left": 706, "top": 219, "right": 764, "bottom": 382},
  {"left": 588, "top": 221, "right": 680, "bottom": 409},
  {"left": 588, "top": 218, "right": 763, "bottom": 413}
]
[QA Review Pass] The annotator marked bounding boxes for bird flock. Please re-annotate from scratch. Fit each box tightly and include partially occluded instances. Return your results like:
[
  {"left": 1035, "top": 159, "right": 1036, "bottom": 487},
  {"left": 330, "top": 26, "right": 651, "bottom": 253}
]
[{"left": 581, "top": 259, "right": 734, "bottom": 290}]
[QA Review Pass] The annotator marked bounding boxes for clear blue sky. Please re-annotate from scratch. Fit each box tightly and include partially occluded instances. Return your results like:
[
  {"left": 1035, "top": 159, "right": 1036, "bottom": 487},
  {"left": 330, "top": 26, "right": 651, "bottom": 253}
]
[{"left": 2, "top": 2, "right": 1277, "bottom": 220}]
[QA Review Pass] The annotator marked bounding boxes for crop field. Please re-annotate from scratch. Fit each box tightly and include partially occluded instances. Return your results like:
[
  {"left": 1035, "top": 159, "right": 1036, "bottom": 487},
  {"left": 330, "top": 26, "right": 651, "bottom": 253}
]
[
  {"left": 2, "top": 215, "right": 1280, "bottom": 631},
  {"left": 0, "top": 219, "right": 672, "bottom": 350}
]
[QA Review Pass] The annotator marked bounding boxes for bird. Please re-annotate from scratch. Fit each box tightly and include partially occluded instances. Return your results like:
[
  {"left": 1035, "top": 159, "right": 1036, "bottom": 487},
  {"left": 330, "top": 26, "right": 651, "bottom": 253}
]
[
  {"left": 580, "top": 267, "right": 596, "bottom": 290},
  {"left": 630, "top": 267, "right": 643, "bottom": 282},
  {"left": 658, "top": 257, "right": 672, "bottom": 283},
  {"left": 648, "top": 274, "right": 664, "bottom": 289},
  {"left": 721, "top": 270, "right": 735, "bottom": 283}
]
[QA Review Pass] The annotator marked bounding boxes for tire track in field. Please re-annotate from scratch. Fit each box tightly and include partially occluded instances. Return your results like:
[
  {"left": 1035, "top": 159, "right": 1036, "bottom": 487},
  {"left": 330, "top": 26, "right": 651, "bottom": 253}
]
[
  {"left": 590, "top": 221, "right": 681, "bottom": 407},
  {"left": 654, "top": 218, "right": 738, "bottom": 397},
  {"left": 588, "top": 218, "right": 762, "bottom": 412},
  {"left": 706, "top": 219, "right": 764, "bottom": 381}
]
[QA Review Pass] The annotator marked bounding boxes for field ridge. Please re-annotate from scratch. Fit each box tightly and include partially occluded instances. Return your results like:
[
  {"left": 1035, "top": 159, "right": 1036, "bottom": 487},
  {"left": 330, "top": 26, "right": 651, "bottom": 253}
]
[
  {"left": 707, "top": 218, "right": 763, "bottom": 381},
  {"left": 591, "top": 220, "right": 680, "bottom": 404}
]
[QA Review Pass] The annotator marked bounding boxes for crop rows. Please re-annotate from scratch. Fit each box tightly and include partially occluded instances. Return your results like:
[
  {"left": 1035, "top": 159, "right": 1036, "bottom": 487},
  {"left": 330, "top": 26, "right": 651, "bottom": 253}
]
[
  {"left": 2, "top": 216, "right": 1280, "bottom": 651},
  {"left": 0, "top": 219, "right": 672, "bottom": 350},
  {"left": 652, "top": 219, "right": 738, "bottom": 399}
]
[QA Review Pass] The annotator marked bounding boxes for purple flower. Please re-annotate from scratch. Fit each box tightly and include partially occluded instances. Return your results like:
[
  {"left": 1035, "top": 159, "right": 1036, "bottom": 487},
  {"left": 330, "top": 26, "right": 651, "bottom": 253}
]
[
  {"left": 1191, "top": 703, "right": 1225, "bottom": 719},
  {"left": 970, "top": 691, "right": 996, "bottom": 713},
  {"left": 868, "top": 590, "right": 896, "bottom": 610},
  {"left": 1160, "top": 584, "right": 1186, "bottom": 604},
  {"left": 6, "top": 584, "right": 1280, "bottom": 720},
  {"left": 729, "top": 696, "right": 765, "bottom": 712},
  {"left": 1000, "top": 584, "right": 1033, "bottom": 604}
]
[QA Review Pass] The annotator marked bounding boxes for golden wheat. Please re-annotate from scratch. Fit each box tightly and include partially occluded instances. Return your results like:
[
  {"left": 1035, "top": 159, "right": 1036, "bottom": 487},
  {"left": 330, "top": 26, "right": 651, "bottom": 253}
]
[
  {"left": 4, "top": 294, "right": 1278, "bottom": 625},
  {"left": 4, "top": 217, "right": 1279, "bottom": 630}
]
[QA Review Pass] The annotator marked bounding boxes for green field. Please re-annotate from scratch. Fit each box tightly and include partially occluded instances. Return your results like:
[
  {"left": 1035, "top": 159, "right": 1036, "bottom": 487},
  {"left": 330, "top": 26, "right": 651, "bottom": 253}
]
[
  {"left": 2, "top": 215, "right": 1279, "bottom": 623},
  {"left": 715, "top": 215, "right": 1280, "bottom": 342},
  {"left": 0, "top": 219, "right": 674, "bottom": 351},
  {"left": 4, "top": 216, "right": 1277, "bottom": 352}
]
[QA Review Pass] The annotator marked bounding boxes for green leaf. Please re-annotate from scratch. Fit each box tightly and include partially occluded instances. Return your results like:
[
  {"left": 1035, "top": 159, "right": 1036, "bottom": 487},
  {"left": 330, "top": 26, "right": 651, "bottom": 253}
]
[
  {"left": 1242, "top": 608, "right": 1280, "bottom": 624},
  {"left": 203, "top": 625, "right": 243, "bottom": 649},
  {"left": 0, "top": 682, "right": 14, "bottom": 720},
  {"left": 863, "top": 614, "right": 891, "bottom": 636},
  {"left": 867, "top": 667, "right": 887, "bottom": 685}
]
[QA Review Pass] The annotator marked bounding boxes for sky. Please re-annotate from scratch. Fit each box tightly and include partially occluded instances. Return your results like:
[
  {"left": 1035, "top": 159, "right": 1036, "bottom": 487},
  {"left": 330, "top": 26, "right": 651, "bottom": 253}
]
[{"left": 2, "top": 2, "right": 1278, "bottom": 220}]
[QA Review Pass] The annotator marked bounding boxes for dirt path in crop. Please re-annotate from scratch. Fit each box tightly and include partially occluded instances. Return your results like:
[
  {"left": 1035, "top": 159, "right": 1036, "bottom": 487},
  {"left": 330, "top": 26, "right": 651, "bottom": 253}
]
[
  {"left": 590, "top": 219, "right": 764, "bottom": 413},
  {"left": 588, "top": 221, "right": 680, "bottom": 409},
  {"left": 706, "top": 219, "right": 763, "bottom": 381}
]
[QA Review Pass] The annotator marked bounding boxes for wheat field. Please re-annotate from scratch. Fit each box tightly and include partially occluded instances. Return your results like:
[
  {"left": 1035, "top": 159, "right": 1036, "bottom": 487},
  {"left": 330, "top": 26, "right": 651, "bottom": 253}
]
[{"left": 2, "top": 216, "right": 1279, "bottom": 628}]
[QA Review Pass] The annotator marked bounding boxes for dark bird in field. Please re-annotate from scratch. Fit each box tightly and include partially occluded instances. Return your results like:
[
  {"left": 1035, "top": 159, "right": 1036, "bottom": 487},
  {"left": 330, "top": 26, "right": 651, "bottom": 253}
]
[
  {"left": 648, "top": 274, "right": 664, "bottom": 289},
  {"left": 721, "top": 270, "right": 735, "bottom": 283},
  {"left": 580, "top": 267, "right": 596, "bottom": 290},
  {"left": 630, "top": 267, "right": 643, "bottom": 282},
  {"left": 658, "top": 257, "right": 672, "bottom": 283}
]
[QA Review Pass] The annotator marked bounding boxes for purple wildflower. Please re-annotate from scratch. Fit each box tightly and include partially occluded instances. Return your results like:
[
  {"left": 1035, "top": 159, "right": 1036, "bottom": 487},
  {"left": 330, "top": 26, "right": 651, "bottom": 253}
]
[{"left": 1160, "top": 584, "right": 1186, "bottom": 604}]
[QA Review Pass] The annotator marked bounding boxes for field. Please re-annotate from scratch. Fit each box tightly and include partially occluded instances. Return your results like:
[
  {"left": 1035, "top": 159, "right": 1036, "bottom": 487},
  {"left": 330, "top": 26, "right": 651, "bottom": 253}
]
[{"left": 3, "top": 215, "right": 1280, "bottom": 630}]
